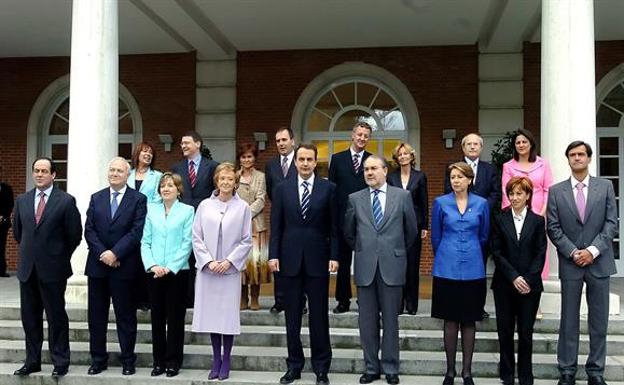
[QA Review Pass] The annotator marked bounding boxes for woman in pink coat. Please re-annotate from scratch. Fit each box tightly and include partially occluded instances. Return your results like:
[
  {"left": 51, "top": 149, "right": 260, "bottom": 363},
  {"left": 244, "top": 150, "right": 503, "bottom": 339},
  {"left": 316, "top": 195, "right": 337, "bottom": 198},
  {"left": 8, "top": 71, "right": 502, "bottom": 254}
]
[{"left": 501, "top": 128, "right": 553, "bottom": 281}]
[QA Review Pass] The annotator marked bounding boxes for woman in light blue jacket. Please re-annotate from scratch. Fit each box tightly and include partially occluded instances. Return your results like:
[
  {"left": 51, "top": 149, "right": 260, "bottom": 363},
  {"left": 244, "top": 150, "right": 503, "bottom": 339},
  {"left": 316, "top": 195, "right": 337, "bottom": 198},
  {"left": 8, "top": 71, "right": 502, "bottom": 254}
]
[
  {"left": 141, "top": 172, "right": 194, "bottom": 378},
  {"left": 129, "top": 142, "right": 163, "bottom": 203}
]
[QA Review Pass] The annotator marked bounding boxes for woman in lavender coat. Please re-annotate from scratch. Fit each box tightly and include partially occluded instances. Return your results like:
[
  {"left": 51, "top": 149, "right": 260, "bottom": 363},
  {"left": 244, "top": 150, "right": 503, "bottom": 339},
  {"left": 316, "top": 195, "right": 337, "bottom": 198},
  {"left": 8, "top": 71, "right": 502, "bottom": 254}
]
[{"left": 191, "top": 162, "right": 252, "bottom": 381}]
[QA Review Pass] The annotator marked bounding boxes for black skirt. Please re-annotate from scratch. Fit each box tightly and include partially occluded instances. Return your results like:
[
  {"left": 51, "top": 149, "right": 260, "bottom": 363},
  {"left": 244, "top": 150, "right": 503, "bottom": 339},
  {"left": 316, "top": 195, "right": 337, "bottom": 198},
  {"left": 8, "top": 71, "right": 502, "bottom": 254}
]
[{"left": 431, "top": 276, "right": 487, "bottom": 322}]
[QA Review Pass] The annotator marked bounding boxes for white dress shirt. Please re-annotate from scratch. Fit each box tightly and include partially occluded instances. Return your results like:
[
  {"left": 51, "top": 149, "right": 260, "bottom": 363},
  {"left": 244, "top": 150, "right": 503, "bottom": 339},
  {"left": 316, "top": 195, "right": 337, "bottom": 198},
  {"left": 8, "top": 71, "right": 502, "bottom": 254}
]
[
  {"left": 110, "top": 185, "right": 128, "bottom": 206},
  {"left": 464, "top": 156, "right": 479, "bottom": 180},
  {"left": 34, "top": 185, "right": 53, "bottom": 211},
  {"left": 512, "top": 206, "right": 527, "bottom": 240},
  {"left": 298, "top": 174, "right": 315, "bottom": 203},
  {"left": 369, "top": 183, "right": 388, "bottom": 215}
]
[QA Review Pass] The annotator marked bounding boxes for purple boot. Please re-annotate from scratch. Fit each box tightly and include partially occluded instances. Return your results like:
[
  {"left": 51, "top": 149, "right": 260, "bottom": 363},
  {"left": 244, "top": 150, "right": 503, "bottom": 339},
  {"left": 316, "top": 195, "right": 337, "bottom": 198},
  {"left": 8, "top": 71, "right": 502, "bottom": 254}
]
[
  {"left": 219, "top": 335, "right": 233, "bottom": 380},
  {"left": 209, "top": 333, "right": 222, "bottom": 380}
]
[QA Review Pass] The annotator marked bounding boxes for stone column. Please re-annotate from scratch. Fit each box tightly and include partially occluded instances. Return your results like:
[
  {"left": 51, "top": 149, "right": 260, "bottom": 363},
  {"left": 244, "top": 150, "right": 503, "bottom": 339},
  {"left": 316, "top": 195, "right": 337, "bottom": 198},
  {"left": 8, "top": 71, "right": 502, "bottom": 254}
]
[{"left": 66, "top": 0, "right": 119, "bottom": 304}]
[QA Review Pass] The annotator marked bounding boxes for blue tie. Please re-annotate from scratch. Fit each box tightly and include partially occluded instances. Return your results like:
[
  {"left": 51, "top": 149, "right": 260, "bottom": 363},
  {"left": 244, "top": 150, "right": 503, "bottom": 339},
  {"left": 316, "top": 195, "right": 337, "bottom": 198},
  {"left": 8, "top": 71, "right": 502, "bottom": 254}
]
[
  {"left": 372, "top": 189, "right": 383, "bottom": 228},
  {"left": 111, "top": 191, "right": 120, "bottom": 218},
  {"left": 301, "top": 181, "right": 310, "bottom": 219}
]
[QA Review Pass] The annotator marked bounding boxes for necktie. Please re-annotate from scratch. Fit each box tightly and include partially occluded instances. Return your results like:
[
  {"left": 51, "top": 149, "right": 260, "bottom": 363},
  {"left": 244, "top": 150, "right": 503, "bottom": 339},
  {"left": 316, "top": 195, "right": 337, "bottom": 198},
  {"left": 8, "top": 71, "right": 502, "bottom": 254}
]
[
  {"left": 575, "top": 182, "right": 586, "bottom": 223},
  {"left": 281, "top": 157, "right": 289, "bottom": 177},
  {"left": 372, "top": 189, "right": 383, "bottom": 228},
  {"left": 35, "top": 191, "right": 46, "bottom": 224},
  {"left": 301, "top": 181, "right": 310, "bottom": 219},
  {"left": 352, "top": 153, "right": 360, "bottom": 173},
  {"left": 111, "top": 191, "right": 120, "bottom": 218},
  {"left": 189, "top": 160, "right": 197, "bottom": 188}
]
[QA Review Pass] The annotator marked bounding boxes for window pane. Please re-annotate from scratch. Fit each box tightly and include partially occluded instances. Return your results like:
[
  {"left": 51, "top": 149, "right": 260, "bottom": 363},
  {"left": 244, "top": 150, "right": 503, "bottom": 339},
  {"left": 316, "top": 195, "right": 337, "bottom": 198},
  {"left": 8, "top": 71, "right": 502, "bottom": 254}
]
[
  {"left": 599, "top": 137, "right": 619, "bottom": 155},
  {"left": 49, "top": 114, "right": 69, "bottom": 135},
  {"left": 119, "top": 99, "right": 129, "bottom": 116},
  {"left": 613, "top": 241, "right": 620, "bottom": 260},
  {"left": 334, "top": 110, "right": 375, "bottom": 132},
  {"left": 54, "top": 181, "right": 67, "bottom": 192},
  {"left": 57, "top": 99, "right": 70, "bottom": 119},
  {"left": 316, "top": 91, "right": 340, "bottom": 118},
  {"left": 55, "top": 162, "right": 67, "bottom": 180},
  {"left": 333, "top": 83, "right": 355, "bottom": 107},
  {"left": 599, "top": 158, "right": 619, "bottom": 177},
  {"left": 119, "top": 115, "right": 133, "bottom": 134},
  {"left": 357, "top": 82, "right": 378, "bottom": 107},
  {"left": 119, "top": 143, "right": 133, "bottom": 160},
  {"left": 51, "top": 144, "right": 68, "bottom": 160},
  {"left": 333, "top": 140, "right": 351, "bottom": 153},
  {"left": 372, "top": 89, "right": 396, "bottom": 111},
  {"left": 312, "top": 140, "right": 330, "bottom": 178},
  {"left": 596, "top": 105, "right": 622, "bottom": 127},
  {"left": 308, "top": 109, "right": 331, "bottom": 132},
  {"left": 604, "top": 85, "right": 624, "bottom": 113},
  {"left": 380, "top": 110, "right": 405, "bottom": 131},
  {"left": 606, "top": 178, "right": 619, "bottom": 196}
]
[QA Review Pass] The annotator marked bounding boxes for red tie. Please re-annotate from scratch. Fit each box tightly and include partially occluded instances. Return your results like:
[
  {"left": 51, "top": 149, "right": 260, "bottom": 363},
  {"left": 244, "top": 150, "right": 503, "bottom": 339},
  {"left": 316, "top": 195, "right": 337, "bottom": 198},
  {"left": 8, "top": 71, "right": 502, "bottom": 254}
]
[
  {"left": 35, "top": 191, "right": 46, "bottom": 224},
  {"left": 189, "top": 160, "right": 197, "bottom": 188}
]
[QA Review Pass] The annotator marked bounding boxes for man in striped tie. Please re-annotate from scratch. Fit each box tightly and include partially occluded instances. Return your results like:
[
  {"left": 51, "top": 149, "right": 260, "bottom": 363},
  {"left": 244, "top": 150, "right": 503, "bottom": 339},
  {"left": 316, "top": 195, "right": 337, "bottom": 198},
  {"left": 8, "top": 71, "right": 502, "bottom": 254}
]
[
  {"left": 269, "top": 143, "right": 338, "bottom": 385},
  {"left": 343, "top": 155, "right": 418, "bottom": 385}
]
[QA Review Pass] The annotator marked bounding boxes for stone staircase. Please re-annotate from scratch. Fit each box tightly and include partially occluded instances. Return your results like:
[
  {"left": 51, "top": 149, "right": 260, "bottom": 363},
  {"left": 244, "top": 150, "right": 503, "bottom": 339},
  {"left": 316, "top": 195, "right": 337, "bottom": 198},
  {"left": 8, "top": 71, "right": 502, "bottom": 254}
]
[{"left": 0, "top": 304, "right": 623, "bottom": 384}]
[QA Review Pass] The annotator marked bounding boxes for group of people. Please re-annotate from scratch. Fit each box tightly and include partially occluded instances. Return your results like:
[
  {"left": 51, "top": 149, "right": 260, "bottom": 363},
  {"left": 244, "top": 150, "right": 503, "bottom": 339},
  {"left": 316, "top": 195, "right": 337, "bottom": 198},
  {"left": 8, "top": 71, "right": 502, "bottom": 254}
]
[{"left": 5, "top": 123, "right": 618, "bottom": 385}]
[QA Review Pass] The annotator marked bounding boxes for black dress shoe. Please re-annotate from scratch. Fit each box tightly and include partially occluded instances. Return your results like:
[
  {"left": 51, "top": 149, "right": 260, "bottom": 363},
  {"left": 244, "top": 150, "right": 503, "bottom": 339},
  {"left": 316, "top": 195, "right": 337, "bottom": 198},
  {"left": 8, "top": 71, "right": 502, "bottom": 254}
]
[
  {"left": 270, "top": 303, "right": 284, "bottom": 314},
  {"left": 280, "top": 369, "right": 302, "bottom": 384},
  {"left": 588, "top": 376, "right": 607, "bottom": 385},
  {"left": 463, "top": 376, "right": 475, "bottom": 385},
  {"left": 386, "top": 373, "right": 400, "bottom": 384},
  {"left": 317, "top": 372, "right": 330, "bottom": 385},
  {"left": 52, "top": 366, "right": 69, "bottom": 376},
  {"left": 443, "top": 372, "right": 456, "bottom": 385},
  {"left": 558, "top": 374, "right": 576, "bottom": 385},
  {"left": 151, "top": 366, "right": 165, "bottom": 376},
  {"left": 0, "top": 273, "right": 10, "bottom": 278},
  {"left": 166, "top": 368, "right": 179, "bottom": 377},
  {"left": 333, "top": 301, "right": 350, "bottom": 314},
  {"left": 87, "top": 364, "right": 107, "bottom": 375},
  {"left": 501, "top": 377, "right": 514, "bottom": 385},
  {"left": 14, "top": 364, "right": 41, "bottom": 376},
  {"left": 122, "top": 365, "right": 136, "bottom": 375},
  {"left": 360, "top": 373, "right": 381, "bottom": 384}
]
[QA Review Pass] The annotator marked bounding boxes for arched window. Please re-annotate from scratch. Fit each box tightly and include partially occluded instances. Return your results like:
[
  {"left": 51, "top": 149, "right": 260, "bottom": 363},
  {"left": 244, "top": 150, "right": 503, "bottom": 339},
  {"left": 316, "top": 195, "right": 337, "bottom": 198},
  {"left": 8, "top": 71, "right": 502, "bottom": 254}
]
[
  {"left": 27, "top": 75, "right": 142, "bottom": 191},
  {"left": 292, "top": 63, "right": 420, "bottom": 177},
  {"left": 596, "top": 67, "right": 624, "bottom": 275}
]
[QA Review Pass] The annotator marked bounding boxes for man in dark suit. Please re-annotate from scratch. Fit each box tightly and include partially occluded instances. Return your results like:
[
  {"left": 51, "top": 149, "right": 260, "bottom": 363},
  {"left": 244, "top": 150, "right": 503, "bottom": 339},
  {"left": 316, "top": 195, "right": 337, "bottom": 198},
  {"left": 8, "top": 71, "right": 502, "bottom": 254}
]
[
  {"left": 0, "top": 171, "right": 14, "bottom": 278},
  {"left": 547, "top": 141, "right": 618, "bottom": 385},
  {"left": 171, "top": 130, "right": 219, "bottom": 308},
  {"left": 12, "top": 157, "right": 82, "bottom": 377},
  {"left": 264, "top": 127, "right": 299, "bottom": 314},
  {"left": 444, "top": 132, "right": 501, "bottom": 318},
  {"left": 84, "top": 157, "right": 147, "bottom": 376},
  {"left": 344, "top": 155, "right": 418, "bottom": 385},
  {"left": 269, "top": 143, "right": 338, "bottom": 385},
  {"left": 328, "top": 121, "right": 372, "bottom": 313}
]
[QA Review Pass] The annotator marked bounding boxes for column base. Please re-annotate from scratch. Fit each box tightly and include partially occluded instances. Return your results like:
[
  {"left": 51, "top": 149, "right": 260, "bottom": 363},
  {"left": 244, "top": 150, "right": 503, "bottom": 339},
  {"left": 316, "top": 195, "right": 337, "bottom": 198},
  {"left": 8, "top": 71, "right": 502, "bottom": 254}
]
[
  {"left": 540, "top": 279, "right": 620, "bottom": 315},
  {"left": 65, "top": 274, "right": 88, "bottom": 305}
]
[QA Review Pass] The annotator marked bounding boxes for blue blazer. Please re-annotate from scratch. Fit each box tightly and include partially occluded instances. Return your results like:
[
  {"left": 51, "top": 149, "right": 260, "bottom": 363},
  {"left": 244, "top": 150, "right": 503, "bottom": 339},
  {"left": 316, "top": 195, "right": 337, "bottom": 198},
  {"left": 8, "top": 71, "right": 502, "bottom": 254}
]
[
  {"left": 84, "top": 186, "right": 147, "bottom": 279},
  {"left": 269, "top": 176, "right": 339, "bottom": 278},
  {"left": 171, "top": 156, "right": 219, "bottom": 210},
  {"left": 264, "top": 155, "right": 297, "bottom": 201},
  {"left": 431, "top": 192, "right": 490, "bottom": 280},
  {"left": 128, "top": 168, "right": 163, "bottom": 203},
  {"left": 141, "top": 200, "right": 194, "bottom": 274}
]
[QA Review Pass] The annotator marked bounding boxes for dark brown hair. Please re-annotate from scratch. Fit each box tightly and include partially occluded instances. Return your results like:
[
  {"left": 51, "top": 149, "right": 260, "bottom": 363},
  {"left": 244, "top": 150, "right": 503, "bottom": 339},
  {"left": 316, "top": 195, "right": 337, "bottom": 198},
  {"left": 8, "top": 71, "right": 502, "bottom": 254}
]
[{"left": 131, "top": 142, "right": 156, "bottom": 169}]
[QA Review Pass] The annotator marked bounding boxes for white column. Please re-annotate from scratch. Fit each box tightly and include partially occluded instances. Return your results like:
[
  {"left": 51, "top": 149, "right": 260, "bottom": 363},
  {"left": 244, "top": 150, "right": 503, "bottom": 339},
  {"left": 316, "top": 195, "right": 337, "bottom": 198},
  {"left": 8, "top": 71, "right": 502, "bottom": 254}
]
[{"left": 66, "top": 0, "right": 118, "bottom": 304}]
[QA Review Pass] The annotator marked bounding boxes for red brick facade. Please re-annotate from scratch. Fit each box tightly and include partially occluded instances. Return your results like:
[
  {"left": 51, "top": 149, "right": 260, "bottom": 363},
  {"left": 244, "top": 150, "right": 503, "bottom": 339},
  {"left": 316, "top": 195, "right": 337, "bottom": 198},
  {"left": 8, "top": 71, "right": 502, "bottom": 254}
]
[{"left": 0, "top": 52, "right": 196, "bottom": 270}]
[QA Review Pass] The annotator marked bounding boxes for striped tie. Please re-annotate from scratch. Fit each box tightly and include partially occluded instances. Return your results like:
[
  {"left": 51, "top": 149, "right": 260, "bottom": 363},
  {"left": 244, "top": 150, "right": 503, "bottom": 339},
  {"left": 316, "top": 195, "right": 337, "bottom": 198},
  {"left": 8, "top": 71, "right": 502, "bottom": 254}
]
[
  {"left": 352, "top": 153, "right": 360, "bottom": 173},
  {"left": 282, "top": 157, "right": 289, "bottom": 177},
  {"left": 189, "top": 160, "right": 197, "bottom": 188},
  {"left": 301, "top": 181, "right": 310, "bottom": 219},
  {"left": 372, "top": 189, "right": 383, "bottom": 228},
  {"left": 110, "top": 191, "right": 120, "bottom": 218}
]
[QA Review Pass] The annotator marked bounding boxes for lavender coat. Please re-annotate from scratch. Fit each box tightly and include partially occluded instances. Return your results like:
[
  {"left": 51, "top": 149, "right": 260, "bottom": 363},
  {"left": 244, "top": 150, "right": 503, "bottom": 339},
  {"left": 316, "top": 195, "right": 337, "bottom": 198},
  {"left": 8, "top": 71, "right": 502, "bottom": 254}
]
[{"left": 191, "top": 192, "right": 252, "bottom": 334}]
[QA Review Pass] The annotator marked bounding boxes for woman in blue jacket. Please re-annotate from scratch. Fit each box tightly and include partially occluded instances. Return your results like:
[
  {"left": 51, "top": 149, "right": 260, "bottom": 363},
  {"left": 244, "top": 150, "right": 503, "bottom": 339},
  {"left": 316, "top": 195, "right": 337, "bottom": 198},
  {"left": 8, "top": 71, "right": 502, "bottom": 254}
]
[
  {"left": 128, "top": 142, "right": 163, "bottom": 203},
  {"left": 141, "top": 172, "right": 194, "bottom": 377},
  {"left": 431, "top": 162, "right": 490, "bottom": 385}
]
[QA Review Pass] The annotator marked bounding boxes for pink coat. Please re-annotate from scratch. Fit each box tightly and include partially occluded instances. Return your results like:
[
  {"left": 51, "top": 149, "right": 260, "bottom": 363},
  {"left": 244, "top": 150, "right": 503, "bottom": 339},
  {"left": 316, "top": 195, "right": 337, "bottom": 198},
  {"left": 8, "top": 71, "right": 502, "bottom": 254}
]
[{"left": 501, "top": 156, "right": 553, "bottom": 215}]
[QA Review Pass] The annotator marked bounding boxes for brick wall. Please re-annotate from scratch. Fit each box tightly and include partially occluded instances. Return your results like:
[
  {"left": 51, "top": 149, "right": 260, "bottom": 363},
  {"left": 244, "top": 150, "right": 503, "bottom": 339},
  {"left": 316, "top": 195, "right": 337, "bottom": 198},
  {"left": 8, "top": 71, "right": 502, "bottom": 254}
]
[
  {"left": 0, "top": 52, "right": 196, "bottom": 270},
  {"left": 236, "top": 46, "right": 480, "bottom": 274}
]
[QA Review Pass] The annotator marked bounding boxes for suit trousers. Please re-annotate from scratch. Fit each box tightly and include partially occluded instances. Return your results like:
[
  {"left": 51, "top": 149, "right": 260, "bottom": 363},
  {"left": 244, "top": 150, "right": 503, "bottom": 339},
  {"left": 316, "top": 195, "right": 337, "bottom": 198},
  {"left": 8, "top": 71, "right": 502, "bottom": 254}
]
[
  {"left": 282, "top": 266, "right": 331, "bottom": 374},
  {"left": 403, "top": 237, "right": 421, "bottom": 312},
  {"left": 493, "top": 285, "right": 541, "bottom": 383},
  {"left": 558, "top": 273, "right": 610, "bottom": 377},
  {"left": 0, "top": 223, "right": 8, "bottom": 275},
  {"left": 335, "top": 237, "right": 353, "bottom": 303},
  {"left": 20, "top": 268, "right": 70, "bottom": 368},
  {"left": 148, "top": 270, "right": 188, "bottom": 369},
  {"left": 88, "top": 276, "right": 138, "bottom": 366},
  {"left": 357, "top": 267, "right": 402, "bottom": 375}
]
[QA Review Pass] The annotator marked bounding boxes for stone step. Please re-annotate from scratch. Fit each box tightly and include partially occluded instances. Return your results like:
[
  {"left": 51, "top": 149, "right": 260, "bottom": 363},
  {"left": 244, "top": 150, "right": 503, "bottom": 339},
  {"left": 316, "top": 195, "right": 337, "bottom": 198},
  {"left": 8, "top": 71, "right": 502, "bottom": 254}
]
[
  {"left": 0, "top": 320, "right": 623, "bottom": 355},
  {"left": 1, "top": 340, "right": 624, "bottom": 380},
  {"left": 4, "top": 364, "right": 623, "bottom": 385},
  {"left": 1, "top": 305, "right": 623, "bottom": 334}
]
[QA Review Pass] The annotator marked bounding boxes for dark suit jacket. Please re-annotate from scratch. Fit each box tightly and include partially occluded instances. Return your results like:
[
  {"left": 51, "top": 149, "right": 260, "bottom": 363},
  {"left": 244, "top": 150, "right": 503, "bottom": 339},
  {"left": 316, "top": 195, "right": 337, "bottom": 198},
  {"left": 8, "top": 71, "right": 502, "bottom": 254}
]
[
  {"left": 0, "top": 182, "right": 14, "bottom": 228},
  {"left": 490, "top": 209, "right": 547, "bottom": 292},
  {"left": 84, "top": 186, "right": 147, "bottom": 279},
  {"left": 387, "top": 168, "right": 428, "bottom": 231},
  {"left": 264, "top": 155, "right": 297, "bottom": 201},
  {"left": 328, "top": 149, "right": 371, "bottom": 223},
  {"left": 171, "top": 156, "right": 219, "bottom": 210},
  {"left": 444, "top": 158, "right": 501, "bottom": 210},
  {"left": 269, "top": 176, "right": 338, "bottom": 278},
  {"left": 13, "top": 188, "right": 82, "bottom": 283}
]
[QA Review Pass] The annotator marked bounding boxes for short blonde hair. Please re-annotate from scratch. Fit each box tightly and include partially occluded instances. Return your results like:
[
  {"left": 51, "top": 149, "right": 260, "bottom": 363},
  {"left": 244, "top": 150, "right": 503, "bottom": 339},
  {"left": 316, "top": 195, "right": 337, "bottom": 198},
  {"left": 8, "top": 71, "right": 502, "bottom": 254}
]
[
  {"left": 213, "top": 162, "right": 239, "bottom": 194},
  {"left": 448, "top": 162, "right": 474, "bottom": 185},
  {"left": 158, "top": 172, "right": 184, "bottom": 196},
  {"left": 391, "top": 142, "right": 416, "bottom": 167}
]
